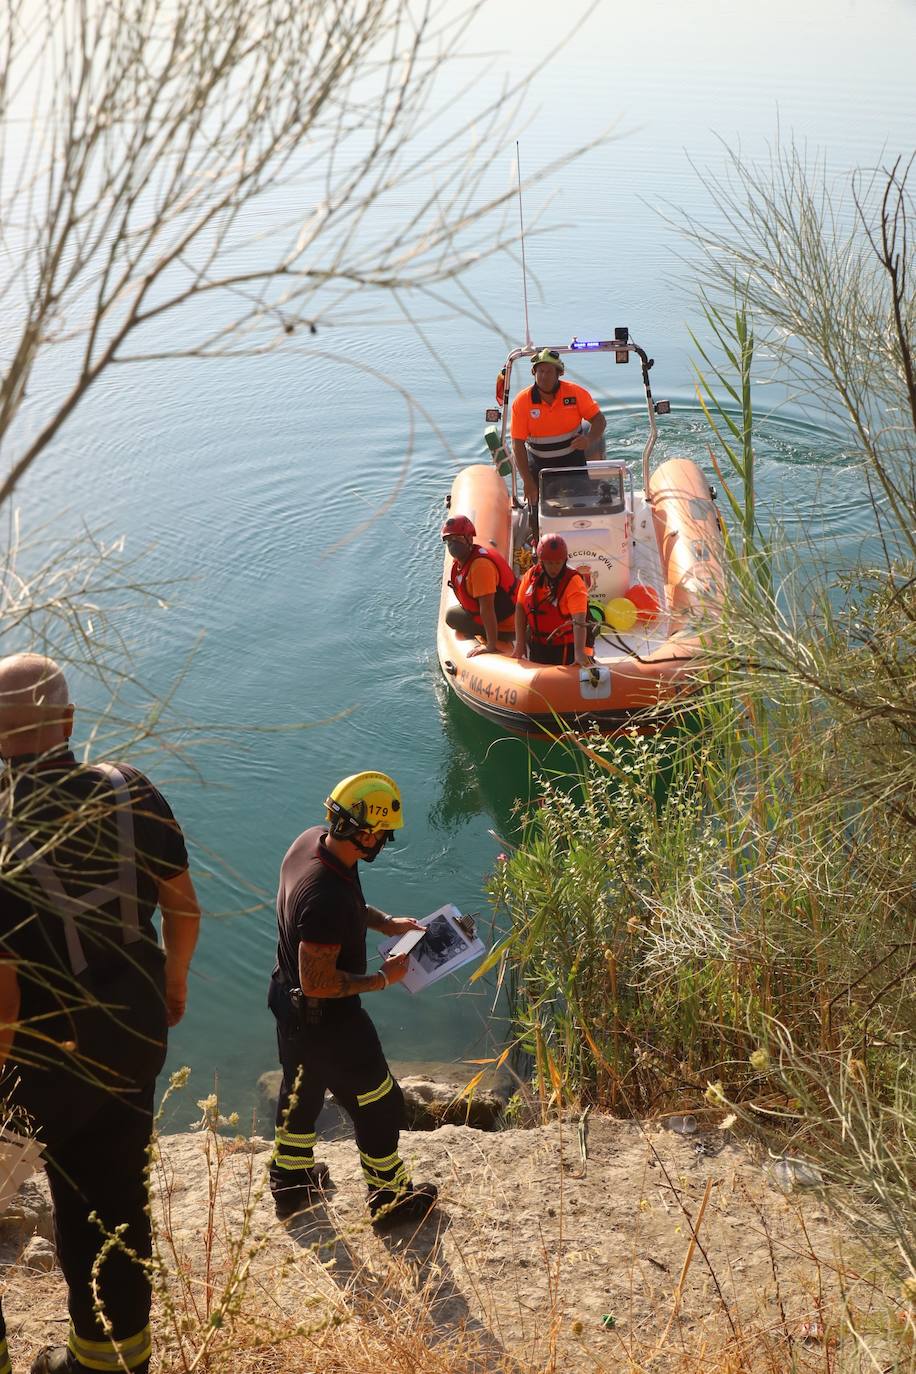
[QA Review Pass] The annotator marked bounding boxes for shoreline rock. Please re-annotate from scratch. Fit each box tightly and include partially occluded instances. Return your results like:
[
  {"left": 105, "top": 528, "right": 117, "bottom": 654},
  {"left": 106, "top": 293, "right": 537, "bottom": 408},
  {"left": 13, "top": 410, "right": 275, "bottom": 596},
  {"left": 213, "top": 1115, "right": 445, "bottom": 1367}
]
[{"left": 257, "top": 1057, "right": 513, "bottom": 1134}]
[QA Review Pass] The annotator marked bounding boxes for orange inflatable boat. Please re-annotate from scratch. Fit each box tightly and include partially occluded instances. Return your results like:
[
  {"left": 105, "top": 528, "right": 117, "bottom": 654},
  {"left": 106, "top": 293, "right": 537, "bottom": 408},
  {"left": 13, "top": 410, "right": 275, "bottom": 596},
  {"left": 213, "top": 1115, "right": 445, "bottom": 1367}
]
[{"left": 436, "top": 335, "right": 724, "bottom": 733}]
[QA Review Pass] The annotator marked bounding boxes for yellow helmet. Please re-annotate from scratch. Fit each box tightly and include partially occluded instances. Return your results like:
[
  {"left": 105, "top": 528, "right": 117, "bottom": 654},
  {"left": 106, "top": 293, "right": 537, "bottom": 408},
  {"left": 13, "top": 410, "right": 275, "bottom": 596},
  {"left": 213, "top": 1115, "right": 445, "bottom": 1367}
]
[{"left": 325, "top": 771, "right": 404, "bottom": 839}]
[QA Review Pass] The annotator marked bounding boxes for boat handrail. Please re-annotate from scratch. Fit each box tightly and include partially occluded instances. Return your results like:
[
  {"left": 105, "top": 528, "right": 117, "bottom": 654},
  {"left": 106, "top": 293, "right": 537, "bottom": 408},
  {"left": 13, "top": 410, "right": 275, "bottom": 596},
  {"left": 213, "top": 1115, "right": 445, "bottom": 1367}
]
[{"left": 498, "top": 335, "right": 668, "bottom": 497}]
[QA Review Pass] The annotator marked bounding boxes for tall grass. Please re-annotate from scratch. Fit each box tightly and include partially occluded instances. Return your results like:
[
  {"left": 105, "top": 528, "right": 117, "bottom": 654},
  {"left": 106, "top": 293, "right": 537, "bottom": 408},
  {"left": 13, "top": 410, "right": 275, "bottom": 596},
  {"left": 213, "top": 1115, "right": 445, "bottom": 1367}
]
[
  {"left": 486, "top": 701, "right": 913, "bottom": 1114},
  {"left": 690, "top": 293, "right": 771, "bottom": 590},
  {"left": 486, "top": 152, "right": 916, "bottom": 1347}
]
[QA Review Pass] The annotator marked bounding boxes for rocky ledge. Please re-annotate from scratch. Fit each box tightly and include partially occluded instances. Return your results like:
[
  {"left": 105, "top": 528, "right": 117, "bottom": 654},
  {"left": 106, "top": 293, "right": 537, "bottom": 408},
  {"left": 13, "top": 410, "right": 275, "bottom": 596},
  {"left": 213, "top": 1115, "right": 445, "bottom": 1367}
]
[{"left": 0, "top": 1110, "right": 883, "bottom": 1374}]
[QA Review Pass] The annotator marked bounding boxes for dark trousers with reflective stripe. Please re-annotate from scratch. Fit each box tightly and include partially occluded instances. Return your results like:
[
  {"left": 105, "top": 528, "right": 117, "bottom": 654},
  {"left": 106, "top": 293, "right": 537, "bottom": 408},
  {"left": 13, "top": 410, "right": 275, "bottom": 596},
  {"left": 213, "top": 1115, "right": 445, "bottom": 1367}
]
[
  {"left": 270, "top": 1006, "right": 409, "bottom": 1196},
  {"left": 0, "top": 1082, "right": 154, "bottom": 1371}
]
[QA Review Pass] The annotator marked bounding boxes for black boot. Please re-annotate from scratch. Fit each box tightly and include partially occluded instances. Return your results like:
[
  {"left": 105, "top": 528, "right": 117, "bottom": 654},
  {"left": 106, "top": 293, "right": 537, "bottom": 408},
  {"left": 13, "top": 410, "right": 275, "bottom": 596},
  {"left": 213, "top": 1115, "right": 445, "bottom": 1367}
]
[
  {"left": 368, "top": 1180, "right": 438, "bottom": 1230},
  {"left": 272, "top": 1161, "right": 332, "bottom": 1220},
  {"left": 31, "top": 1348, "right": 78, "bottom": 1374},
  {"left": 31, "top": 1349, "right": 149, "bottom": 1374}
]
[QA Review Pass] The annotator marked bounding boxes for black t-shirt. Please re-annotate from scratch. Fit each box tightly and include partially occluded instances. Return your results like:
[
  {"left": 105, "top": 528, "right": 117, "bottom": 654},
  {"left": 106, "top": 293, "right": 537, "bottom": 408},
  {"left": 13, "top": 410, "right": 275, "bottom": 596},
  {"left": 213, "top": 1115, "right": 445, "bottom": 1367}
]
[
  {"left": 273, "top": 826, "right": 368, "bottom": 1014},
  {"left": 0, "top": 749, "right": 189, "bottom": 1049}
]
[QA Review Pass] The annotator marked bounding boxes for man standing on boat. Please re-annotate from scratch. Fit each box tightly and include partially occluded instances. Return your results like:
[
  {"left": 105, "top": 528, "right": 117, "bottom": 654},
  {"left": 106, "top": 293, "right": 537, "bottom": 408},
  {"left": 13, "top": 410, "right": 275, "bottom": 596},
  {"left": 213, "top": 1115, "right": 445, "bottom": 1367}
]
[
  {"left": 513, "top": 534, "right": 593, "bottom": 668},
  {"left": 511, "top": 348, "right": 607, "bottom": 510},
  {"left": 267, "top": 771, "right": 438, "bottom": 1229},
  {"left": 441, "top": 514, "right": 518, "bottom": 657}
]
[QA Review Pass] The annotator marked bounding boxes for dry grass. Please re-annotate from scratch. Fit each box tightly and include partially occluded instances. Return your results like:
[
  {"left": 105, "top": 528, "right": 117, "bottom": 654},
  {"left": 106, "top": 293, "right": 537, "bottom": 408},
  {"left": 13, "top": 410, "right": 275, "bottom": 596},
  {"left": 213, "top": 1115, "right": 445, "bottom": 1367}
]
[
  {"left": 8, "top": 1101, "right": 912, "bottom": 1374},
  {"left": 149, "top": 1113, "right": 916, "bottom": 1374}
]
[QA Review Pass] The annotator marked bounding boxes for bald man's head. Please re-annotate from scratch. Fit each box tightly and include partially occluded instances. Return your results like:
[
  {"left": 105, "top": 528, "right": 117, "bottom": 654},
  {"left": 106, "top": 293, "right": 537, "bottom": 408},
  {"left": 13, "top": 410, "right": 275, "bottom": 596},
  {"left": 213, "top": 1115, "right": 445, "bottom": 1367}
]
[{"left": 0, "top": 653, "right": 74, "bottom": 759}]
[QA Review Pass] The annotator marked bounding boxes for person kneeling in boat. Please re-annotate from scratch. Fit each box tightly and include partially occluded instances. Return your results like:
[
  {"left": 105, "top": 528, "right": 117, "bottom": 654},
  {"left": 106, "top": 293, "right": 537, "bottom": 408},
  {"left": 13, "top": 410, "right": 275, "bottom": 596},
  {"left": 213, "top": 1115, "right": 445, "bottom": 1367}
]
[
  {"left": 442, "top": 514, "right": 519, "bottom": 658},
  {"left": 512, "top": 534, "right": 592, "bottom": 668}
]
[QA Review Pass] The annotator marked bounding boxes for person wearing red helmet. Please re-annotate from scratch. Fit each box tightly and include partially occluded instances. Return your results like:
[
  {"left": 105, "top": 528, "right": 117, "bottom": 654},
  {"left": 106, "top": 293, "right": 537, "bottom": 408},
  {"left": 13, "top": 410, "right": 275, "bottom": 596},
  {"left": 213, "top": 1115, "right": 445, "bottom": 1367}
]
[
  {"left": 512, "top": 533, "right": 591, "bottom": 667},
  {"left": 442, "top": 515, "right": 518, "bottom": 657}
]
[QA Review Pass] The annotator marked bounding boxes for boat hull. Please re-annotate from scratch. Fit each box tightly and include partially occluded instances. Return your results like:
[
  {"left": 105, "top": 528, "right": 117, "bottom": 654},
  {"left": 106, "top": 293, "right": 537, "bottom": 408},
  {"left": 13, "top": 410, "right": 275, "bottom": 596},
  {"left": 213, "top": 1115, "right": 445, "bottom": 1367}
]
[{"left": 436, "top": 461, "right": 723, "bottom": 735}]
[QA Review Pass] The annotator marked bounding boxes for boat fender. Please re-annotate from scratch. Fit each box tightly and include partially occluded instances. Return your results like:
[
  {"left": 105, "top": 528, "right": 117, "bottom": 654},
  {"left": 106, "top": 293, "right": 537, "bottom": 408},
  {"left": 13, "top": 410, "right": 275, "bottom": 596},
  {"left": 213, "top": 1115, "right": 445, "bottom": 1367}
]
[
  {"left": 484, "top": 425, "right": 511, "bottom": 476},
  {"left": 625, "top": 583, "right": 661, "bottom": 624},
  {"left": 604, "top": 597, "right": 638, "bottom": 632}
]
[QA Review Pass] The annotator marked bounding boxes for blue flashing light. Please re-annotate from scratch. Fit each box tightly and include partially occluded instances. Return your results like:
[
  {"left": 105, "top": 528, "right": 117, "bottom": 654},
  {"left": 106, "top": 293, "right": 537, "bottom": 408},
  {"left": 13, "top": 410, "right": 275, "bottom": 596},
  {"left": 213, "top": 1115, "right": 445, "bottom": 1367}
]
[{"left": 569, "top": 338, "right": 612, "bottom": 350}]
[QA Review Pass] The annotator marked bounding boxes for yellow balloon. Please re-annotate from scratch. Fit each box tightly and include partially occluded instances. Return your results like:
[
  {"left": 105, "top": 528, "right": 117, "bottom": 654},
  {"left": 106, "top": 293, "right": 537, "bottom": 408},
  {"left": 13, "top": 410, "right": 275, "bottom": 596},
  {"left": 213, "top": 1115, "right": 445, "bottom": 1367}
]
[{"left": 603, "top": 597, "right": 638, "bottom": 632}]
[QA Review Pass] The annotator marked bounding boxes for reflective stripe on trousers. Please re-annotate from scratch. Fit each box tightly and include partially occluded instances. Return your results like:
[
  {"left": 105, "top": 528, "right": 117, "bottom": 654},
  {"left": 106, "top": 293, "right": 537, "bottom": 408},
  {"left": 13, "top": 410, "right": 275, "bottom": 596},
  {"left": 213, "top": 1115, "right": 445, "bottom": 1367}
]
[
  {"left": 271, "top": 1125, "right": 317, "bottom": 1172},
  {"left": 69, "top": 1323, "right": 152, "bottom": 1371},
  {"left": 359, "top": 1144, "right": 410, "bottom": 1193}
]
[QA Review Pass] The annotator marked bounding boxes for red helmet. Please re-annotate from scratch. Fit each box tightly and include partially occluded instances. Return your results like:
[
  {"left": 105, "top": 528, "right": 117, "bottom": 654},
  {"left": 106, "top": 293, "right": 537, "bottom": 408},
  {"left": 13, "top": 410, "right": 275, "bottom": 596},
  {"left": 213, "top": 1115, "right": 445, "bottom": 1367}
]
[
  {"left": 537, "top": 533, "right": 568, "bottom": 562},
  {"left": 441, "top": 514, "right": 476, "bottom": 541}
]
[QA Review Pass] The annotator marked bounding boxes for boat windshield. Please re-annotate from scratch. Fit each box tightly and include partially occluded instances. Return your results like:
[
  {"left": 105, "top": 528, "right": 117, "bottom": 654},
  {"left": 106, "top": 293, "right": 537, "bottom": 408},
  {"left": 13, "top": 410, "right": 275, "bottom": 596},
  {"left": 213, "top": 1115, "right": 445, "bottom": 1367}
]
[{"left": 539, "top": 465, "right": 626, "bottom": 517}]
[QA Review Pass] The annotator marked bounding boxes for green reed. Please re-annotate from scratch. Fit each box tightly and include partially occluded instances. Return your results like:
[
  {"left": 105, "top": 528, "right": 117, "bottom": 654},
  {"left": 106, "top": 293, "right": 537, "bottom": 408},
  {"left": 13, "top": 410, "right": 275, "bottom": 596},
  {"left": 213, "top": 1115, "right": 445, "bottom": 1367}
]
[{"left": 488, "top": 152, "right": 916, "bottom": 1318}]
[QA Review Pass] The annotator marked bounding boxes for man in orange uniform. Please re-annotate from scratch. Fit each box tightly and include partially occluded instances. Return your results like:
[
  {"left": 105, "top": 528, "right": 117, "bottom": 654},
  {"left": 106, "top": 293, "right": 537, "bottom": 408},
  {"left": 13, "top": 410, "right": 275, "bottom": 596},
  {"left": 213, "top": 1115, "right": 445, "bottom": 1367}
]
[
  {"left": 441, "top": 515, "right": 518, "bottom": 657},
  {"left": 513, "top": 534, "right": 592, "bottom": 667},
  {"left": 511, "top": 348, "right": 607, "bottom": 508}
]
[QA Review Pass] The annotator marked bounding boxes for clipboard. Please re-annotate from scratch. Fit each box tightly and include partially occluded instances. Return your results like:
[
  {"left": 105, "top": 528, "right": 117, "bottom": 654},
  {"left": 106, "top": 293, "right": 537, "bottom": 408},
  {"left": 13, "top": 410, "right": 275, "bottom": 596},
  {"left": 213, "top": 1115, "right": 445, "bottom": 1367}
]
[{"left": 377, "top": 904, "right": 485, "bottom": 994}]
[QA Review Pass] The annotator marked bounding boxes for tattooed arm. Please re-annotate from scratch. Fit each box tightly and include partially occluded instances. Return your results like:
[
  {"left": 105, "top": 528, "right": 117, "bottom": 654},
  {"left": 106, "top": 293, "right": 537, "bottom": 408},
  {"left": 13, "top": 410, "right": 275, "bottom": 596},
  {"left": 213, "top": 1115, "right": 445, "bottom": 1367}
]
[{"left": 298, "top": 941, "right": 409, "bottom": 995}]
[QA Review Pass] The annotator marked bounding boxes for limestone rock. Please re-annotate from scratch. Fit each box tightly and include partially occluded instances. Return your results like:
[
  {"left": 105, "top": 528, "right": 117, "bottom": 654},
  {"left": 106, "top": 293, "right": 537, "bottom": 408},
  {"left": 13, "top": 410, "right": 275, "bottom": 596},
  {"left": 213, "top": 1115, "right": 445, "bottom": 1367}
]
[
  {"left": 0, "top": 1119, "right": 868, "bottom": 1374},
  {"left": 0, "top": 1176, "right": 54, "bottom": 1255},
  {"left": 258, "top": 1061, "right": 510, "bottom": 1134},
  {"left": 22, "top": 1235, "right": 56, "bottom": 1272},
  {"left": 401, "top": 1076, "right": 505, "bottom": 1131},
  {"left": 256, "top": 1069, "right": 281, "bottom": 1113},
  {"left": 257, "top": 1072, "right": 350, "bottom": 1139}
]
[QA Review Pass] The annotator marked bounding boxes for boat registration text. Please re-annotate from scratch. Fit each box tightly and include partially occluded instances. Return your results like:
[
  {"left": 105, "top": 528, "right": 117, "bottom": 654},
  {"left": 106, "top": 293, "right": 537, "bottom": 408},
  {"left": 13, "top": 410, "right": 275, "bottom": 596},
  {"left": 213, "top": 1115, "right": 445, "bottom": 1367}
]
[{"left": 462, "top": 670, "right": 518, "bottom": 707}]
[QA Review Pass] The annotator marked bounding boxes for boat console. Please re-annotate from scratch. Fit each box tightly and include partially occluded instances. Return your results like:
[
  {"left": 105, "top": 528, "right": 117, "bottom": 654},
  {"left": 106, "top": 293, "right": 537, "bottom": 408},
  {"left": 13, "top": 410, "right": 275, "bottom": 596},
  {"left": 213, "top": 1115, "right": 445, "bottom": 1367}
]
[{"left": 538, "top": 461, "right": 632, "bottom": 600}]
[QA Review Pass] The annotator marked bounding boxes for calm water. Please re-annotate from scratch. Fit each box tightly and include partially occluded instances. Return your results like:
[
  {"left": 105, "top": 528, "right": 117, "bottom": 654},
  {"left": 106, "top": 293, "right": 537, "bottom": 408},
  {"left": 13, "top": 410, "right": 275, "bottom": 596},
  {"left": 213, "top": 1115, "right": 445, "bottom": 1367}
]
[{"left": 5, "top": 0, "right": 915, "bottom": 1127}]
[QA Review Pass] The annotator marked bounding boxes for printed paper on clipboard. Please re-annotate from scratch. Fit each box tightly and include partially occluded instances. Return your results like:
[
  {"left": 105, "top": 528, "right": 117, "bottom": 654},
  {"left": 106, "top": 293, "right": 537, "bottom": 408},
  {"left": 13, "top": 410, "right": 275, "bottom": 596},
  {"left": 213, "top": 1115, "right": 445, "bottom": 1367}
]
[
  {"left": 384, "top": 926, "right": 429, "bottom": 959},
  {"left": 377, "top": 903, "right": 485, "bottom": 995}
]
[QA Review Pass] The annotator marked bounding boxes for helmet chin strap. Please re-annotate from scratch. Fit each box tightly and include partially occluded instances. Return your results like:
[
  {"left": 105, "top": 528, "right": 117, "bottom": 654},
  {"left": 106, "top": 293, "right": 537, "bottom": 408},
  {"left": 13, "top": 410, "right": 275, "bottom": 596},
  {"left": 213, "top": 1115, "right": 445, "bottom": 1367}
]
[{"left": 352, "top": 829, "right": 390, "bottom": 862}]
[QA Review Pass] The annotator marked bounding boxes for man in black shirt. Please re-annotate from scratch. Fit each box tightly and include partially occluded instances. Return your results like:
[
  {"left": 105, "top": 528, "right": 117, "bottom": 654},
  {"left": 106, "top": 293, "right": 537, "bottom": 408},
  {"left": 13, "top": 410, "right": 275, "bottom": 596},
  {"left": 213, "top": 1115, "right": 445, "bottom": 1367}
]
[
  {"left": 268, "top": 771, "right": 438, "bottom": 1228},
  {"left": 0, "top": 653, "right": 201, "bottom": 1374}
]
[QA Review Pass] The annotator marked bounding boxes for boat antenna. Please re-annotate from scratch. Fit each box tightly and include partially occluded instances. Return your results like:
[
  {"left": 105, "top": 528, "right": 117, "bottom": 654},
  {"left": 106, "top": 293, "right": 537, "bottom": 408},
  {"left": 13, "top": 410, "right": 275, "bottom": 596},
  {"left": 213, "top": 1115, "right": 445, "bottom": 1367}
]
[{"left": 516, "top": 141, "right": 533, "bottom": 349}]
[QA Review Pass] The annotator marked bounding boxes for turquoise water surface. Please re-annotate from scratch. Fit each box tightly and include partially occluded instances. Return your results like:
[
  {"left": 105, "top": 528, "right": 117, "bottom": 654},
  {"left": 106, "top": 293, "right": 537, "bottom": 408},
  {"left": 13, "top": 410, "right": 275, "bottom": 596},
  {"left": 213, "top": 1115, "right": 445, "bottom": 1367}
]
[{"left": 4, "top": 0, "right": 915, "bottom": 1127}]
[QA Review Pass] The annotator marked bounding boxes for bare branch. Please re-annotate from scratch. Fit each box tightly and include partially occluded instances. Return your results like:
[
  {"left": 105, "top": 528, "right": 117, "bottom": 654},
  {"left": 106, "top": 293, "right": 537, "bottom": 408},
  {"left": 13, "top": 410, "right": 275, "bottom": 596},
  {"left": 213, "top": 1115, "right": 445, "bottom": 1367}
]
[{"left": 0, "top": 0, "right": 611, "bottom": 505}]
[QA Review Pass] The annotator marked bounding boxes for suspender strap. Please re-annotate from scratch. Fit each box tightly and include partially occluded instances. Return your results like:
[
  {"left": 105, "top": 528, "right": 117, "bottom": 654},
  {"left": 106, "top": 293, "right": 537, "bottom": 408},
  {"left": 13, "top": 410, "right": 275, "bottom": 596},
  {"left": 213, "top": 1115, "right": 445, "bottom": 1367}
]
[
  {"left": 0, "top": 818, "right": 89, "bottom": 975},
  {"left": 93, "top": 763, "right": 140, "bottom": 945},
  {"left": 0, "top": 762, "right": 140, "bottom": 976}
]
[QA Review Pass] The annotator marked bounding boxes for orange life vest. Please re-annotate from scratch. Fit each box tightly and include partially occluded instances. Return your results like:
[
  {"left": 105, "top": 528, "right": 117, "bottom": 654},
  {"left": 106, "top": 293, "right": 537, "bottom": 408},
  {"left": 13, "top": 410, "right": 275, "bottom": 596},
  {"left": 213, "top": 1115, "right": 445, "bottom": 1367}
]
[
  {"left": 521, "top": 565, "right": 580, "bottom": 646},
  {"left": 450, "top": 547, "right": 518, "bottom": 624}
]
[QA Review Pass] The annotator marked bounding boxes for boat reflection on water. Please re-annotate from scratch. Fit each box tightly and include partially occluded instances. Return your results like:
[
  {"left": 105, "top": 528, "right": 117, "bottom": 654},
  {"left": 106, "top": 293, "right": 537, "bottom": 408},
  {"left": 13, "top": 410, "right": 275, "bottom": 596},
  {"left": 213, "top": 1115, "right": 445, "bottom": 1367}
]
[
  {"left": 429, "top": 685, "right": 530, "bottom": 838},
  {"left": 429, "top": 683, "right": 592, "bottom": 839}
]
